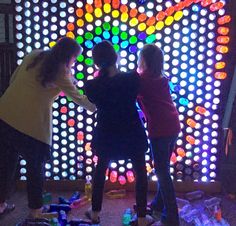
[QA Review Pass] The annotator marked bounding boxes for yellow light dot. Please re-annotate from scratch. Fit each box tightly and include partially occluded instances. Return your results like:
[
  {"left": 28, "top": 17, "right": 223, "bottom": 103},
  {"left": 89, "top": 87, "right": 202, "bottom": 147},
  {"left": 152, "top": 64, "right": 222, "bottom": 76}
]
[
  {"left": 76, "top": 19, "right": 84, "bottom": 27},
  {"left": 94, "top": 8, "right": 103, "bottom": 18},
  {"left": 49, "top": 41, "right": 56, "bottom": 48},
  {"left": 66, "top": 31, "right": 75, "bottom": 39},
  {"left": 146, "top": 25, "right": 155, "bottom": 35},
  {"left": 138, "top": 23, "right": 146, "bottom": 31},
  {"left": 85, "top": 13, "right": 93, "bottom": 22},
  {"left": 112, "top": 10, "right": 120, "bottom": 18},
  {"left": 104, "top": 3, "right": 111, "bottom": 13},
  {"left": 121, "top": 12, "right": 128, "bottom": 22},
  {"left": 155, "top": 21, "right": 164, "bottom": 30},
  {"left": 174, "top": 11, "right": 183, "bottom": 21},
  {"left": 165, "top": 16, "right": 174, "bottom": 26},
  {"left": 129, "top": 18, "right": 138, "bottom": 27}
]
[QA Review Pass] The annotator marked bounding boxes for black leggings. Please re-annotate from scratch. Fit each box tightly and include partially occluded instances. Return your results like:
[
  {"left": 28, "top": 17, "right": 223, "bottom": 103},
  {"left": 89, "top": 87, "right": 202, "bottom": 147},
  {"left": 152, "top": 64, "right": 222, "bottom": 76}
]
[
  {"left": 0, "top": 119, "right": 50, "bottom": 209},
  {"left": 92, "top": 153, "right": 148, "bottom": 217}
]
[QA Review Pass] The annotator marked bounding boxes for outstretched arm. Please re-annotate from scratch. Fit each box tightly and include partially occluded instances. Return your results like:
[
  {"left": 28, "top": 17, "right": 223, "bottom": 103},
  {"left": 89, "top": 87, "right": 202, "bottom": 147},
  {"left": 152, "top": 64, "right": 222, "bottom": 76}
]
[{"left": 55, "top": 70, "right": 96, "bottom": 113}]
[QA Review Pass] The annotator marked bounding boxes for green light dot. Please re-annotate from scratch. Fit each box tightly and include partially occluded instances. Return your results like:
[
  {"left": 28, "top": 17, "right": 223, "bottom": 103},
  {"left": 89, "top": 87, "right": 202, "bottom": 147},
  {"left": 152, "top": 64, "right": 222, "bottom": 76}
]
[
  {"left": 95, "top": 27, "right": 102, "bottom": 35},
  {"left": 103, "top": 22, "right": 111, "bottom": 31},
  {"left": 85, "top": 32, "right": 94, "bottom": 40},
  {"left": 146, "top": 34, "right": 156, "bottom": 44},
  {"left": 79, "top": 89, "right": 84, "bottom": 95},
  {"left": 112, "top": 26, "right": 119, "bottom": 35},
  {"left": 113, "top": 44, "right": 120, "bottom": 52},
  {"left": 77, "top": 55, "right": 84, "bottom": 62},
  {"left": 120, "top": 31, "right": 128, "bottom": 40},
  {"left": 67, "top": 96, "right": 72, "bottom": 102},
  {"left": 76, "top": 36, "right": 84, "bottom": 44},
  {"left": 129, "top": 36, "right": 138, "bottom": 44},
  {"left": 76, "top": 72, "right": 84, "bottom": 80},
  {"left": 85, "top": 58, "right": 94, "bottom": 66}
]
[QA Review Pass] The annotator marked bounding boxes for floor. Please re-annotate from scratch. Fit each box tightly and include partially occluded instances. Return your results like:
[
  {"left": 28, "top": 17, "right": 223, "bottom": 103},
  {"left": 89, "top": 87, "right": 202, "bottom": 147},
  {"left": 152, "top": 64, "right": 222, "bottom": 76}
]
[{"left": 0, "top": 190, "right": 236, "bottom": 226}]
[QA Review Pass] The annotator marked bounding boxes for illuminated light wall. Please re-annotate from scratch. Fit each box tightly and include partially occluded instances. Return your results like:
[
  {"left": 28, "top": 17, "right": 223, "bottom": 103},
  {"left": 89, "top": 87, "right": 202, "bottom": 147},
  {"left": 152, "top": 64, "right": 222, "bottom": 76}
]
[{"left": 15, "top": 0, "right": 232, "bottom": 184}]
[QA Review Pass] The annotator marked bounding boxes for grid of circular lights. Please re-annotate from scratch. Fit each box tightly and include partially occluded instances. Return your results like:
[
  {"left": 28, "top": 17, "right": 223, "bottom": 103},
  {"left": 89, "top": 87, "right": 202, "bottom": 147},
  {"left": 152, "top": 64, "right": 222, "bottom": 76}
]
[{"left": 15, "top": 0, "right": 231, "bottom": 183}]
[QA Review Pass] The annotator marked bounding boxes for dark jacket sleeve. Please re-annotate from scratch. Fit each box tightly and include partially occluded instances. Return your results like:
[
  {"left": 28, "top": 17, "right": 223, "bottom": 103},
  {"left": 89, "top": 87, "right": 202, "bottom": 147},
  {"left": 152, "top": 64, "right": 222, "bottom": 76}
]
[
  {"left": 126, "top": 71, "right": 140, "bottom": 98},
  {"left": 84, "top": 80, "right": 96, "bottom": 103}
]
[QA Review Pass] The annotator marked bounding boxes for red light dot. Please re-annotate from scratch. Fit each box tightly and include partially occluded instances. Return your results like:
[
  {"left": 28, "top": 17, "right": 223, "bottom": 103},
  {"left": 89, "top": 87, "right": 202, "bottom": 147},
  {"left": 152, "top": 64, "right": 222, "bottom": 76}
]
[
  {"left": 68, "top": 119, "right": 75, "bottom": 127},
  {"left": 60, "top": 106, "right": 68, "bottom": 114}
]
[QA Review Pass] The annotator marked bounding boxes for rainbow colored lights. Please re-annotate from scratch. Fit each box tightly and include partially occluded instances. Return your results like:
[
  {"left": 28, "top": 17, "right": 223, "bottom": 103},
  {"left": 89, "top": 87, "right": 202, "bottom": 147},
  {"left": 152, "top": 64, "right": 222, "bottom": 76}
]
[{"left": 15, "top": 0, "right": 231, "bottom": 184}]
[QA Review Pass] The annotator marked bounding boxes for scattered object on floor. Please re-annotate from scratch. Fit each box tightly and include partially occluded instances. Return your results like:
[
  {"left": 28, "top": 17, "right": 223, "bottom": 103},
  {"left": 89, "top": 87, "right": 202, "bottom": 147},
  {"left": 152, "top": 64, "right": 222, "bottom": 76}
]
[
  {"left": 185, "top": 190, "right": 205, "bottom": 201},
  {"left": 105, "top": 189, "right": 126, "bottom": 199},
  {"left": 43, "top": 192, "right": 52, "bottom": 205},
  {"left": 0, "top": 203, "right": 15, "bottom": 217},
  {"left": 122, "top": 208, "right": 132, "bottom": 226}
]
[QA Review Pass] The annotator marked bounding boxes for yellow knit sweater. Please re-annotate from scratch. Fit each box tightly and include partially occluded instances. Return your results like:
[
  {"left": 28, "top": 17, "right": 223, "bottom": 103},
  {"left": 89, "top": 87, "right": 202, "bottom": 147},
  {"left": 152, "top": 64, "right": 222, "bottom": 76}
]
[{"left": 0, "top": 50, "right": 96, "bottom": 145}]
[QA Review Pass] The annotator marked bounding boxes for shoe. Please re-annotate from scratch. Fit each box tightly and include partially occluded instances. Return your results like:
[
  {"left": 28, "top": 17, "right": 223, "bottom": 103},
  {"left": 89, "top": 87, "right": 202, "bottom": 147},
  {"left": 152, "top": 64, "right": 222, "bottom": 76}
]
[
  {"left": 130, "top": 214, "right": 155, "bottom": 226},
  {"left": 0, "top": 203, "right": 15, "bottom": 217},
  {"left": 85, "top": 209, "right": 100, "bottom": 224},
  {"left": 133, "top": 203, "right": 153, "bottom": 215}
]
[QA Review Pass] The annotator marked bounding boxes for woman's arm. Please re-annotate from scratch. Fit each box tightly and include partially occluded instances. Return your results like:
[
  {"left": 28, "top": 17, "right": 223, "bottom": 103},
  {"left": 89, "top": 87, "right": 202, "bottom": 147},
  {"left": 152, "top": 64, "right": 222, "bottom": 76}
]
[{"left": 55, "top": 70, "right": 96, "bottom": 113}]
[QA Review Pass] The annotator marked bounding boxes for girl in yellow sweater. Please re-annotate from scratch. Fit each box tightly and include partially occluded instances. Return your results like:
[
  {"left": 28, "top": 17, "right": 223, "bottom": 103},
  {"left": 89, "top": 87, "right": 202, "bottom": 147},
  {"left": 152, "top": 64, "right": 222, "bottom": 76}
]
[{"left": 0, "top": 37, "right": 96, "bottom": 218}]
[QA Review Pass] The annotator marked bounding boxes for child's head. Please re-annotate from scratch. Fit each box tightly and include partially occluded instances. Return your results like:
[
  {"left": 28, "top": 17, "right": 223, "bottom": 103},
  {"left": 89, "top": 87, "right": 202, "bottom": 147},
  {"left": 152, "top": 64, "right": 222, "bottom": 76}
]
[
  {"left": 92, "top": 40, "right": 117, "bottom": 69},
  {"left": 138, "top": 44, "right": 164, "bottom": 77}
]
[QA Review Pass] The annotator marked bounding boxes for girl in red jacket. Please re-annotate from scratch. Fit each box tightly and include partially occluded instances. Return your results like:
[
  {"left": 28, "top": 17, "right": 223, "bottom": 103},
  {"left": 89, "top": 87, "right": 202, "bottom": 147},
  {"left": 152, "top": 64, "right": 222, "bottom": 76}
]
[{"left": 138, "top": 44, "right": 181, "bottom": 226}]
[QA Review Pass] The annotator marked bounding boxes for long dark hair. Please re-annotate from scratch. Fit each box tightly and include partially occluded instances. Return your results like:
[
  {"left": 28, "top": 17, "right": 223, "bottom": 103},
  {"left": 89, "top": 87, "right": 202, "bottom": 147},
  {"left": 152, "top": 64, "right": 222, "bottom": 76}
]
[
  {"left": 27, "top": 37, "right": 82, "bottom": 87},
  {"left": 140, "top": 44, "right": 164, "bottom": 77},
  {"left": 92, "top": 40, "right": 117, "bottom": 77}
]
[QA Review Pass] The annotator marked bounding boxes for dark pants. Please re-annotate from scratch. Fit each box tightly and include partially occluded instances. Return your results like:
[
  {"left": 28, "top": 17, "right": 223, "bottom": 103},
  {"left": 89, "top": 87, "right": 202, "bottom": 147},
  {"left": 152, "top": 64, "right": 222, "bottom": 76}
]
[
  {"left": 150, "top": 136, "right": 180, "bottom": 226},
  {"left": 0, "top": 119, "right": 50, "bottom": 209},
  {"left": 92, "top": 153, "right": 147, "bottom": 217}
]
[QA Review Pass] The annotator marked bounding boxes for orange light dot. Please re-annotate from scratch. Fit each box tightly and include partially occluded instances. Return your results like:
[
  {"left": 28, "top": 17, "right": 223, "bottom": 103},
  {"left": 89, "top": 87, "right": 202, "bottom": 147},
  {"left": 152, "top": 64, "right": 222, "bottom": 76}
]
[
  {"left": 66, "top": 32, "right": 75, "bottom": 39},
  {"left": 174, "top": 2, "right": 185, "bottom": 11},
  {"left": 156, "top": 11, "right": 166, "bottom": 21},
  {"left": 201, "top": 0, "right": 213, "bottom": 7},
  {"left": 130, "top": 8, "right": 138, "bottom": 17},
  {"left": 184, "top": 0, "right": 193, "bottom": 7},
  {"left": 186, "top": 135, "right": 196, "bottom": 145},
  {"left": 215, "top": 62, "right": 226, "bottom": 70},
  {"left": 195, "top": 106, "right": 207, "bottom": 115},
  {"left": 216, "top": 45, "right": 229, "bottom": 54},
  {"left": 217, "top": 36, "right": 230, "bottom": 44},
  {"left": 177, "top": 148, "right": 186, "bottom": 157},
  {"left": 95, "top": 0, "right": 102, "bottom": 8},
  {"left": 146, "top": 16, "right": 156, "bottom": 26},
  {"left": 187, "top": 118, "right": 197, "bottom": 128},
  {"left": 218, "top": 15, "right": 231, "bottom": 25},
  {"left": 86, "top": 4, "right": 93, "bottom": 13},
  {"left": 138, "top": 13, "right": 147, "bottom": 22},
  {"left": 120, "top": 4, "right": 128, "bottom": 13},
  {"left": 217, "top": 27, "right": 229, "bottom": 35},
  {"left": 214, "top": 72, "right": 227, "bottom": 80},
  {"left": 112, "top": 0, "right": 120, "bottom": 9},
  {"left": 165, "top": 6, "right": 175, "bottom": 16},
  {"left": 104, "top": 0, "right": 111, "bottom": 3},
  {"left": 67, "top": 23, "right": 74, "bottom": 31},
  {"left": 210, "top": 2, "right": 224, "bottom": 11},
  {"left": 76, "top": 8, "right": 84, "bottom": 17},
  {"left": 77, "top": 19, "right": 84, "bottom": 27}
]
